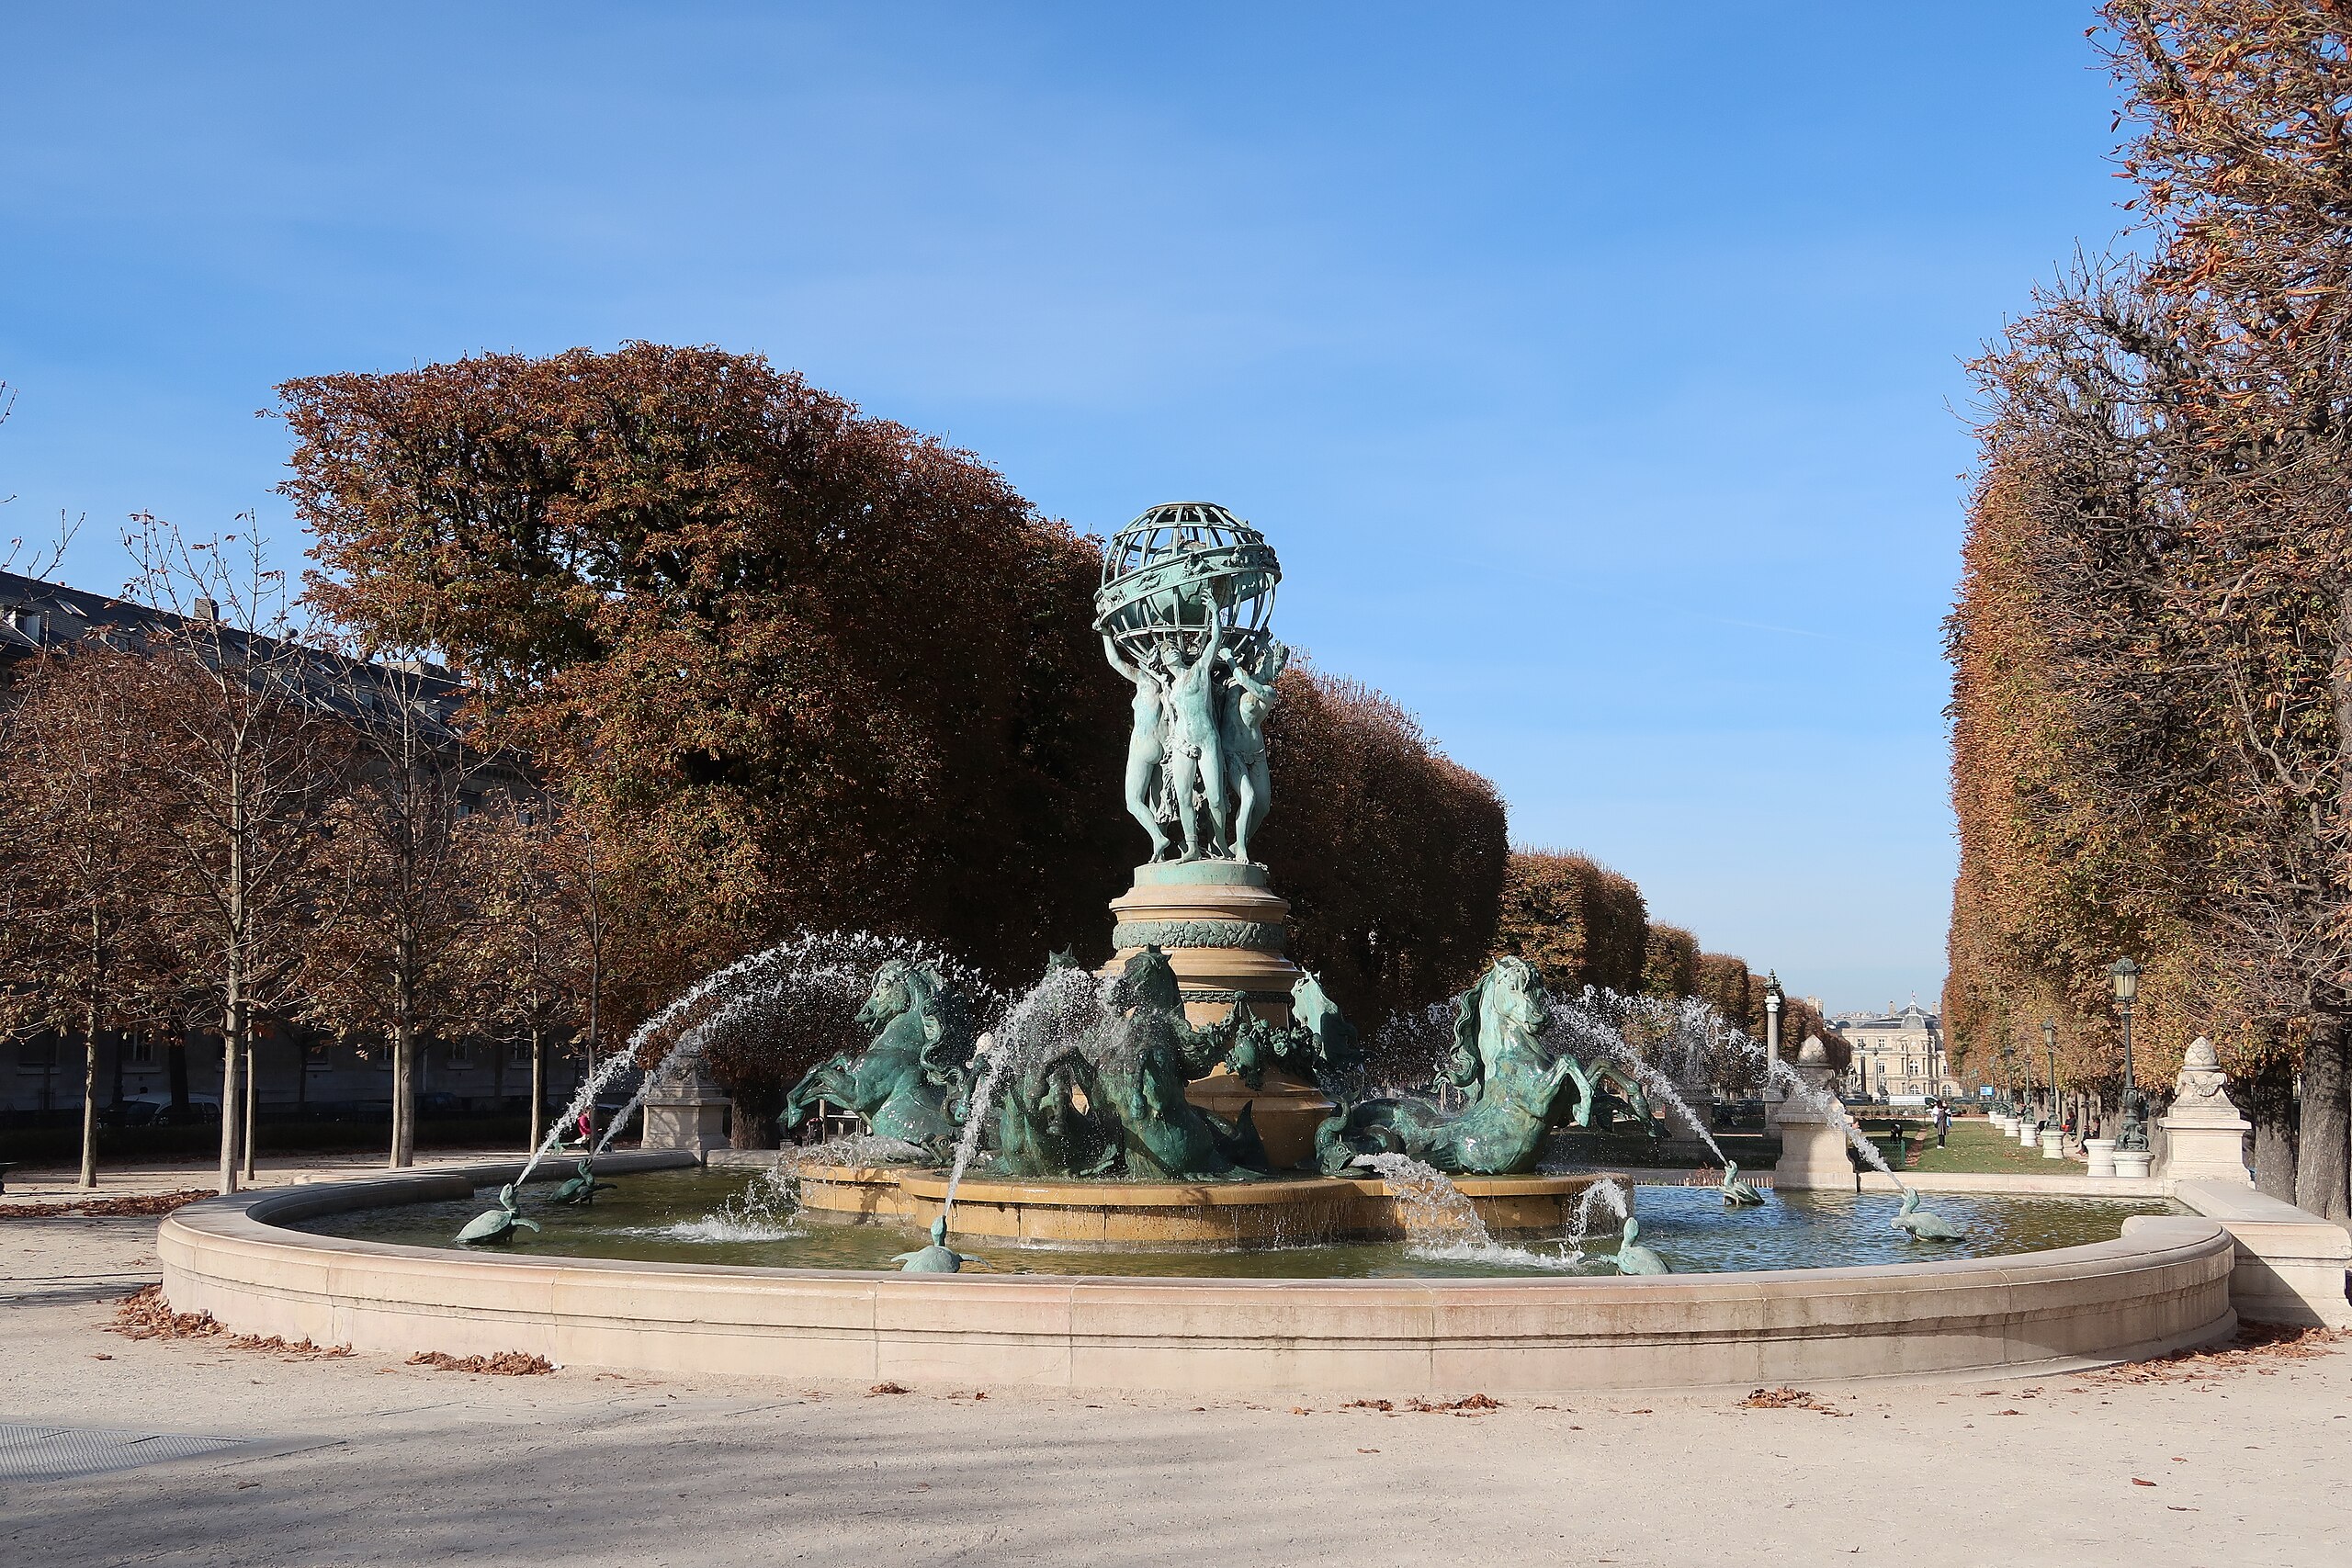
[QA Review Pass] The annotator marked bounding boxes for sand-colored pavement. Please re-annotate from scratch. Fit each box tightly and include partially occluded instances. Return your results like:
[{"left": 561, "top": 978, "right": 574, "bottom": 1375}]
[
  {"left": 4, "top": 1214, "right": 2347, "bottom": 1568},
  {"left": 1, "top": 1146, "right": 530, "bottom": 1210}
]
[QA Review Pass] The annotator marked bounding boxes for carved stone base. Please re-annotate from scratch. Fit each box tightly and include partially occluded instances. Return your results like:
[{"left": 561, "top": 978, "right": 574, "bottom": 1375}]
[
  {"left": 640, "top": 1060, "right": 730, "bottom": 1153},
  {"left": 1100, "top": 859, "right": 1335, "bottom": 1170}
]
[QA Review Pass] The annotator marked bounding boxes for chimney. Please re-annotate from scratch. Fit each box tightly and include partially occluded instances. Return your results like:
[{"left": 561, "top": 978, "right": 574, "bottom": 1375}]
[{"left": 192, "top": 597, "right": 219, "bottom": 623}]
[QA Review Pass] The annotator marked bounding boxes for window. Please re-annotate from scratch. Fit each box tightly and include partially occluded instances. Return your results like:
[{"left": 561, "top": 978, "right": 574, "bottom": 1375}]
[
  {"left": 509, "top": 1038, "right": 531, "bottom": 1066},
  {"left": 447, "top": 1040, "right": 473, "bottom": 1068},
  {"left": 126, "top": 1035, "right": 155, "bottom": 1067},
  {"left": 18, "top": 1033, "right": 59, "bottom": 1071}
]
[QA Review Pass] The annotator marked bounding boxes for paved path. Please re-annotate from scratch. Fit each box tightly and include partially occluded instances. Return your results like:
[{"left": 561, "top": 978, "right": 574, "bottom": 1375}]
[
  {"left": 0, "top": 1147, "right": 530, "bottom": 1210},
  {"left": 4, "top": 1215, "right": 2348, "bottom": 1566}
]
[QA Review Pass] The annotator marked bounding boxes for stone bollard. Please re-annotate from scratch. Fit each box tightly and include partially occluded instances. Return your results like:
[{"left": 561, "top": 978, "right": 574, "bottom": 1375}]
[
  {"left": 2016, "top": 1117, "right": 2040, "bottom": 1148},
  {"left": 2039, "top": 1127, "right": 2065, "bottom": 1158},
  {"left": 2085, "top": 1137, "right": 2117, "bottom": 1178}
]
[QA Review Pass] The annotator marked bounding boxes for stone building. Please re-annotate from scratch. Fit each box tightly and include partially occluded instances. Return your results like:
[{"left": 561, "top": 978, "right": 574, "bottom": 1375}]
[{"left": 1830, "top": 1001, "right": 1957, "bottom": 1101}]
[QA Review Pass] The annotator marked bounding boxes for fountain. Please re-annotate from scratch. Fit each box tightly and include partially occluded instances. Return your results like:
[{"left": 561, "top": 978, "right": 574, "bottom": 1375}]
[{"left": 155, "top": 500, "right": 2258, "bottom": 1395}]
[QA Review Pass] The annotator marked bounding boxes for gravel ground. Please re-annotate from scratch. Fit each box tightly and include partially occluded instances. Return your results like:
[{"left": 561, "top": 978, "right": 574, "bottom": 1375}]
[{"left": 4, "top": 1216, "right": 2348, "bottom": 1568}]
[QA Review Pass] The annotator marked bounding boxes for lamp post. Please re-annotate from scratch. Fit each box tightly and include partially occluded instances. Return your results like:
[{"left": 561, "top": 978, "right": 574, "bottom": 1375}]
[
  {"left": 2042, "top": 1019, "right": 2061, "bottom": 1151},
  {"left": 2109, "top": 956, "right": 2144, "bottom": 1153}
]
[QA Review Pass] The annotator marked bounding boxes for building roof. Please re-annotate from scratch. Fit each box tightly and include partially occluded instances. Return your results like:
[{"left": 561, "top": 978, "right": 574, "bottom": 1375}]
[
  {"left": 0, "top": 568, "right": 475, "bottom": 750},
  {"left": 1830, "top": 1002, "right": 1940, "bottom": 1032}
]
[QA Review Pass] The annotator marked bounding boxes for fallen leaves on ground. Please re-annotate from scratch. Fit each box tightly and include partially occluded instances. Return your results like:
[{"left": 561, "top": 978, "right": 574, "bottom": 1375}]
[
  {"left": 107, "top": 1285, "right": 351, "bottom": 1358},
  {"left": 1741, "top": 1387, "right": 1851, "bottom": 1416},
  {"left": 5, "top": 1190, "right": 213, "bottom": 1220},
  {"left": 2077, "top": 1325, "right": 2345, "bottom": 1386},
  {"left": 407, "top": 1350, "right": 554, "bottom": 1376},
  {"left": 867, "top": 1382, "right": 911, "bottom": 1395}
]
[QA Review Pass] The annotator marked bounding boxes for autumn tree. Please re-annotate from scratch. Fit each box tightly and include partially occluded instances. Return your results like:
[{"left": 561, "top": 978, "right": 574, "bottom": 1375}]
[
  {"left": 1946, "top": 5, "right": 2352, "bottom": 1212},
  {"left": 298, "top": 655, "right": 498, "bottom": 1168},
  {"left": 0, "top": 638, "right": 177, "bottom": 1187},
  {"left": 1491, "top": 851, "right": 1649, "bottom": 996},
  {"left": 280, "top": 344, "right": 1128, "bottom": 988},
  {"left": 1257, "top": 661, "right": 1510, "bottom": 1028},
  {"left": 1640, "top": 924, "right": 1699, "bottom": 1003},
  {"left": 124, "top": 519, "right": 346, "bottom": 1194}
]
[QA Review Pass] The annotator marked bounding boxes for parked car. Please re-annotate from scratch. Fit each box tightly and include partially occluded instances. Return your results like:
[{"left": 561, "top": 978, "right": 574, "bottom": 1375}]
[
  {"left": 103, "top": 1093, "right": 220, "bottom": 1127},
  {"left": 418, "top": 1091, "right": 465, "bottom": 1117}
]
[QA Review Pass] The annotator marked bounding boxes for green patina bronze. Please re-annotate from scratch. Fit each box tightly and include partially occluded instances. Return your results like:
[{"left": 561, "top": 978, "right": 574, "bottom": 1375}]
[
  {"left": 1316, "top": 958, "right": 1659, "bottom": 1177},
  {"left": 894, "top": 1215, "right": 984, "bottom": 1273},
  {"left": 456, "top": 1183, "right": 540, "bottom": 1246},
  {"left": 1095, "top": 503, "right": 1289, "bottom": 866},
  {"left": 1110, "top": 919, "right": 1286, "bottom": 952},
  {"left": 1611, "top": 1216, "right": 1670, "bottom": 1275},
  {"left": 781, "top": 960, "right": 976, "bottom": 1156},
  {"left": 551, "top": 1156, "right": 616, "bottom": 1206},
  {"left": 1720, "top": 1160, "right": 1765, "bottom": 1206},
  {"left": 1892, "top": 1188, "right": 1965, "bottom": 1241}
]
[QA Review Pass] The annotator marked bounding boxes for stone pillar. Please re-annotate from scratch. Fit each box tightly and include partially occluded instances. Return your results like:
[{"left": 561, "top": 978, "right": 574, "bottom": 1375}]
[
  {"left": 1100, "top": 860, "right": 1334, "bottom": 1170},
  {"left": 641, "top": 1056, "right": 729, "bottom": 1155},
  {"left": 1769, "top": 1036, "right": 1856, "bottom": 1191},
  {"left": 2158, "top": 1037, "right": 2253, "bottom": 1187},
  {"left": 1762, "top": 987, "right": 1785, "bottom": 1123}
]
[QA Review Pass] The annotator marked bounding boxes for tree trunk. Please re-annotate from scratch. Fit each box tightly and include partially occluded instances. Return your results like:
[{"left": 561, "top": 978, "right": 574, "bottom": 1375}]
[
  {"left": 2245, "top": 1051, "right": 2298, "bottom": 1202},
  {"left": 2296, "top": 1010, "right": 2350, "bottom": 1221},
  {"left": 391, "top": 1021, "right": 416, "bottom": 1168},
  {"left": 528, "top": 1027, "right": 545, "bottom": 1153},
  {"left": 78, "top": 1027, "right": 99, "bottom": 1191},
  {"left": 729, "top": 1078, "right": 783, "bottom": 1149},
  {"left": 241, "top": 1038, "right": 258, "bottom": 1182},
  {"left": 168, "top": 1031, "right": 189, "bottom": 1113}
]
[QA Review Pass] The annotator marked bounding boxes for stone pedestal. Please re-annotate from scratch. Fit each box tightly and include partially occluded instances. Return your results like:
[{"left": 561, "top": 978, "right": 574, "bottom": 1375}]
[
  {"left": 2039, "top": 1128, "right": 2065, "bottom": 1158},
  {"left": 1767, "top": 1037, "right": 1857, "bottom": 1191},
  {"left": 2085, "top": 1136, "right": 2117, "bottom": 1178},
  {"left": 640, "top": 1058, "right": 729, "bottom": 1154},
  {"left": 2113, "top": 1149, "right": 2154, "bottom": 1179},
  {"left": 1100, "top": 860, "right": 1334, "bottom": 1170},
  {"left": 2016, "top": 1118, "right": 2041, "bottom": 1147},
  {"left": 2158, "top": 1035, "right": 2255, "bottom": 1188}
]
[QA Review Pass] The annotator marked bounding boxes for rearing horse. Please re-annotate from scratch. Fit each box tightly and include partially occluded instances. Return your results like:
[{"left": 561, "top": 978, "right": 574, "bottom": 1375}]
[
  {"left": 1316, "top": 957, "right": 1580, "bottom": 1176},
  {"left": 781, "top": 960, "right": 975, "bottom": 1154}
]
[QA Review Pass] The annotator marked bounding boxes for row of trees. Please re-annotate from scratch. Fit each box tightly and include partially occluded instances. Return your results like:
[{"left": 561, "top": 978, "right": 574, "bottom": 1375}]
[
  {"left": 0, "top": 527, "right": 632, "bottom": 1191},
  {"left": 1946, "top": 2, "right": 2352, "bottom": 1213},
  {"left": 1493, "top": 849, "right": 1848, "bottom": 1076}
]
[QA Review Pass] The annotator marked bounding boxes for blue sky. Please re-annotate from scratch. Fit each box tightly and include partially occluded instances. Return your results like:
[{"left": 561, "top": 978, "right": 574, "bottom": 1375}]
[{"left": 0, "top": 4, "right": 2127, "bottom": 1011}]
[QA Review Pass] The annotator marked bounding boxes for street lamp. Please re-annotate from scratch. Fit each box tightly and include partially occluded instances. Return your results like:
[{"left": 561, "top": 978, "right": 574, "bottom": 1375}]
[
  {"left": 2109, "top": 956, "right": 2145, "bottom": 1152},
  {"left": 2042, "top": 1018, "right": 2060, "bottom": 1135}
]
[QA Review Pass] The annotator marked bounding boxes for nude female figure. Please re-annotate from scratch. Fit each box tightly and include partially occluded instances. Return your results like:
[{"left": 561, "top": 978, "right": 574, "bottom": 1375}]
[
  {"left": 1219, "top": 637, "right": 1287, "bottom": 863},
  {"left": 1103, "top": 636, "right": 1173, "bottom": 861},
  {"left": 1159, "top": 610, "right": 1230, "bottom": 862}
]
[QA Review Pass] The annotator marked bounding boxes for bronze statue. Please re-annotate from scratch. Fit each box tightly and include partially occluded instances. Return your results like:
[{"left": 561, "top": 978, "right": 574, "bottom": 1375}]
[
  {"left": 456, "top": 1183, "right": 540, "bottom": 1246},
  {"left": 780, "top": 960, "right": 977, "bottom": 1155},
  {"left": 1218, "top": 637, "right": 1287, "bottom": 864}
]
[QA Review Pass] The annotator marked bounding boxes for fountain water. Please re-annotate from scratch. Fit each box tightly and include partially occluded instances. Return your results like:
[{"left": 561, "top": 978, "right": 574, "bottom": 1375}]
[
  {"left": 937, "top": 965, "right": 1118, "bottom": 1230},
  {"left": 1349, "top": 1151, "right": 1589, "bottom": 1270}
]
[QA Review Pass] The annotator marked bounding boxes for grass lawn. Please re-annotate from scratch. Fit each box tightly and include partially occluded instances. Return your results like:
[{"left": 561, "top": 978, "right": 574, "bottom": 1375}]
[{"left": 1892, "top": 1117, "right": 2077, "bottom": 1176}]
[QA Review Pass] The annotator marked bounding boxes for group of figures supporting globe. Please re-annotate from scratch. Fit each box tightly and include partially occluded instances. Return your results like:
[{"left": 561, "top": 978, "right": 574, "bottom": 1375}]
[{"left": 779, "top": 947, "right": 1660, "bottom": 1181}]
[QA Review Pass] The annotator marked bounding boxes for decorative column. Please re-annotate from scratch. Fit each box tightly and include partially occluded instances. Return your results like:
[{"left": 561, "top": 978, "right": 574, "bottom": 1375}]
[{"left": 1761, "top": 974, "right": 1785, "bottom": 1124}]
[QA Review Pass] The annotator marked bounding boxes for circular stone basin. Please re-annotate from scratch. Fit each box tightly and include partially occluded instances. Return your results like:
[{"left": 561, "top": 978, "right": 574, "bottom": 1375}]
[{"left": 158, "top": 1153, "right": 2241, "bottom": 1396}]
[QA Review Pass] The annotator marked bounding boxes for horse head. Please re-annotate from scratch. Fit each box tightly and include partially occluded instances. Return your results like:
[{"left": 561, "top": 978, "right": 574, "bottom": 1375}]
[
  {"left": 857, "top": 960, "right": 919, "bottom": 1032},
  {"left": 1117, "top": 946, "right": 1182, "bottom": 1014}
]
